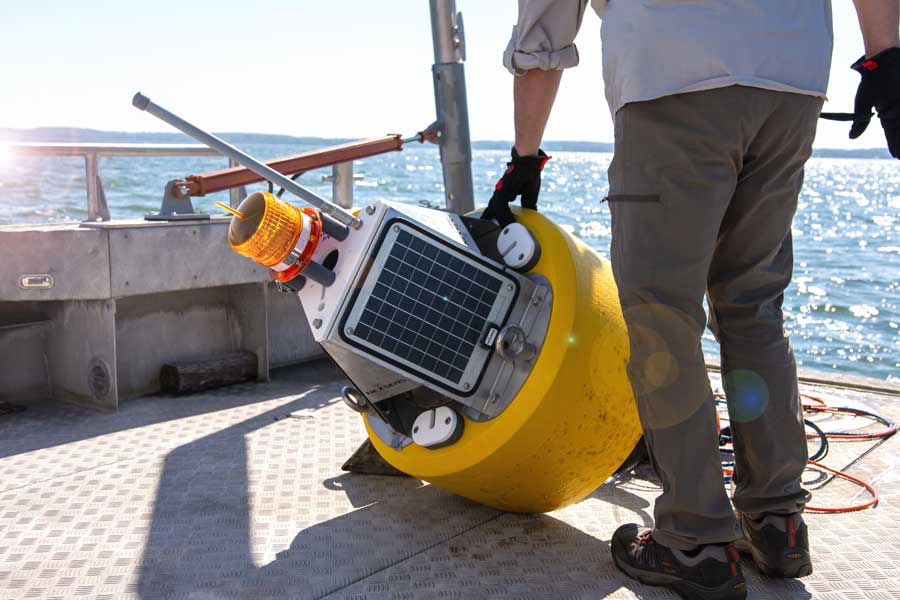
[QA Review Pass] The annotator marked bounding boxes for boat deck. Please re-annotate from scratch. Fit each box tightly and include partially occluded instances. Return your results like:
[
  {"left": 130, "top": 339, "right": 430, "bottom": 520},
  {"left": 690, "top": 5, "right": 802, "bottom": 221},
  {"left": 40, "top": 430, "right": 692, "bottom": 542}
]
[{"left": 1, "top": 359, "right": 898, "bottom": 599}]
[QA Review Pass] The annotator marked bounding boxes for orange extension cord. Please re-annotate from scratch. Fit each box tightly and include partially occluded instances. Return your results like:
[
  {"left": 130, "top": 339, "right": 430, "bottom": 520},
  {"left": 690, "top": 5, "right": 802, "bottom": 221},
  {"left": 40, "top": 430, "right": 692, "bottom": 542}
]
[{"left": 716, "top": 392, "right": 897, "bottom": 514}]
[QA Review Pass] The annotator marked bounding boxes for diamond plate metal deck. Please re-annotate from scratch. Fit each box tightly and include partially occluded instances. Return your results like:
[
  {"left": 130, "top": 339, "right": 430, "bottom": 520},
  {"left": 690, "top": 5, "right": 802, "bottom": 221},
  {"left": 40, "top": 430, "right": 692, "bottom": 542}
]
[{"left": 1, "top": 359, "right": 898, "bottom": 599}]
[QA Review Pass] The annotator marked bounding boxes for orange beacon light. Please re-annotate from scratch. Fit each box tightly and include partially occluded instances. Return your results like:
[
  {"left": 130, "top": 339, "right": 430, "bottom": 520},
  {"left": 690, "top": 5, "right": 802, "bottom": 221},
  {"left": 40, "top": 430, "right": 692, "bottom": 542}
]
[{"left": 221, "top": 192, "right": 334, "bottom": 287}]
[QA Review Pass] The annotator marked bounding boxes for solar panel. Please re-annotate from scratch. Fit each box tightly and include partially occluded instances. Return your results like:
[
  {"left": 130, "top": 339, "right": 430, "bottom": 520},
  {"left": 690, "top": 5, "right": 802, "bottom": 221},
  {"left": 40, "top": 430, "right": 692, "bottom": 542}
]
[{"left": 341, "top": 221, "right": 518, "bottom": 394}]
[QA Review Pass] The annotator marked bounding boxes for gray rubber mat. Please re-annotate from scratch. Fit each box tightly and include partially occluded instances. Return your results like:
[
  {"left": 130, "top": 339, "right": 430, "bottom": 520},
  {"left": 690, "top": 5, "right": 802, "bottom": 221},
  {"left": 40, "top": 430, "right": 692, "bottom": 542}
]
[{"left": 1, "top": 360, "right": 898, "bottom": 599}]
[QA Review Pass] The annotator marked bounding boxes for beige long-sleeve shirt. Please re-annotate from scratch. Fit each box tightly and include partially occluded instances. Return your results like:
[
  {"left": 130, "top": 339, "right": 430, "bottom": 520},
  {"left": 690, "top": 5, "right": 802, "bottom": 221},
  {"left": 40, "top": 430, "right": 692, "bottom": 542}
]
[{"left": 504, "top": 0, "right": 834, "bottom": 115}]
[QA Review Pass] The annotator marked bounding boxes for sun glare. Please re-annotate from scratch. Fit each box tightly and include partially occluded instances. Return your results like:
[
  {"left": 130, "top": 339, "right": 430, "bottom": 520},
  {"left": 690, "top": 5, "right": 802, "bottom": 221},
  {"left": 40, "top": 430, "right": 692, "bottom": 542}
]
[{"left": 0, "top": 142, "right": 12, "bottom": 169}]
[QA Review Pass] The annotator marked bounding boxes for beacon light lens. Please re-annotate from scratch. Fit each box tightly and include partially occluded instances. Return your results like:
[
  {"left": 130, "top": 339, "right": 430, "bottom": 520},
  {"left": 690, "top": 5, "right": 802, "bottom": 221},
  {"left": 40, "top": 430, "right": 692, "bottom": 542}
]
[{"left": 226, "top": 191, "right": 321, "bottom": 276}]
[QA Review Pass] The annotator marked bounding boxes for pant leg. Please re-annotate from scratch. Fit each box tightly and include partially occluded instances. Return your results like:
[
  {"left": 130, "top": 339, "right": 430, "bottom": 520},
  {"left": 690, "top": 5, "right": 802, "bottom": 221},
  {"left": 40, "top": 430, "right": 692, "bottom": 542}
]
[
  {"left": 608, "top": 86, "right": 761, "bottom": 549},
  {"left": 706, "top": 92, "right": 823, "bottom": 516}
]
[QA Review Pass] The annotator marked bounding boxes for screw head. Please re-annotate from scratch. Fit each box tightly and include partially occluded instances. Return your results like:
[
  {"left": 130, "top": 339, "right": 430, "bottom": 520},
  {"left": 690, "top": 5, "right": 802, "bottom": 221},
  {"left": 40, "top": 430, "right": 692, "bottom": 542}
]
[
  {"left": 507, "top": 284, "right": 514, "bottom": 291},
  {"left": 393, "top": 225, "right": 400, "bottom": 233},
  {"left": 346, "top": 327, "right": 354, "bottom": 336},
  {"left": 312, "top": 318, "right": 322, "bottom": 329},
  {"left": 463, "top": 382, "right": 471, "bottom": 390},
  {"left": 366, "top": 204, "right": 376, "bottom": 215}
]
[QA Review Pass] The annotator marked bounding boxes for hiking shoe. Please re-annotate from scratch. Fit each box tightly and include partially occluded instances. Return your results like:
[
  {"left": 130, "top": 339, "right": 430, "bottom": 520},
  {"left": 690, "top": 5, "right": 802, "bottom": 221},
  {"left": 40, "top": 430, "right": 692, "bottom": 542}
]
[
  {"left": 611, "top": 523, "right": 747, "bottom": 600},
  {"left": 736, "top": 512, "right": 812, "bottom": 578}
]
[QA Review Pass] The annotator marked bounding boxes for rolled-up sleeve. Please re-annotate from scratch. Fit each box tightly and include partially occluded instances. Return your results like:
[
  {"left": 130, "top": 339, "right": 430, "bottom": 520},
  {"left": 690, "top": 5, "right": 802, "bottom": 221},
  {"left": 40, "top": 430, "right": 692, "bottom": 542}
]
[{"left": 503, "top": 0, "right": 589, "bottom": 76}]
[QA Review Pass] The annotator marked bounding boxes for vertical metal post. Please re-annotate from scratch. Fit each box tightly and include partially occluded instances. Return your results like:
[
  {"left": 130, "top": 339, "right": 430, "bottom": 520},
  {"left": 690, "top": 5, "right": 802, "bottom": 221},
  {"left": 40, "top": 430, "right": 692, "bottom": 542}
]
[
  {"left": 332, "top": 162, "right": 354, "bottom": 209},
  {"left": 228, "top": 157, "right": 247, "bottom": 208},
  {"left": 429, "top": 0, "right": 474, "bottom": 214},
  {"left": 84, "top": 152, "right": 110, "bottom": 222}
]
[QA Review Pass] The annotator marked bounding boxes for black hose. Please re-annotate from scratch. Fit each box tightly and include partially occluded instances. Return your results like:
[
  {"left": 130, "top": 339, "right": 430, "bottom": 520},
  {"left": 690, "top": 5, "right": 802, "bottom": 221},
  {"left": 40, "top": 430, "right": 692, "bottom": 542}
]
[
  {"left": 805, "top": 418, "right": 829, "bottom": 462},
  {"left": 276, "top": 172, "right": 304, "bottom": 198}
]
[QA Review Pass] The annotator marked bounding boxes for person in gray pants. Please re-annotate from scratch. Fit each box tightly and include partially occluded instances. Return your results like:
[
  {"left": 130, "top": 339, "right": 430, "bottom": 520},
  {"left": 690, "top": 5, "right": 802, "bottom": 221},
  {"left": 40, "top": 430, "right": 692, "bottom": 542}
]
[{"left": 484, "top": 1, "right": 900, "bottom": 598}]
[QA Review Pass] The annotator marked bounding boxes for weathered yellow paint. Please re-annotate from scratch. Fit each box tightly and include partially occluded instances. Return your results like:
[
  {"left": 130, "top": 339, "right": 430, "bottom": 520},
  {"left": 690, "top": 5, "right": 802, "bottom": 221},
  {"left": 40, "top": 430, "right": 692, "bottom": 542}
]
[{"left": 364, "top": 208, "right": 641, "bottom": 513}]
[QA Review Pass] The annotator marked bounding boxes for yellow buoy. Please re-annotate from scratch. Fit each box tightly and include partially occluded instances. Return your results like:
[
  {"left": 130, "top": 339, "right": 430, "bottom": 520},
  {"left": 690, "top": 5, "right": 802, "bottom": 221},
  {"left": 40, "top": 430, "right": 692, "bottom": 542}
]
[{"left": 364, "top": 208, "right": 641, "bottom": 513}]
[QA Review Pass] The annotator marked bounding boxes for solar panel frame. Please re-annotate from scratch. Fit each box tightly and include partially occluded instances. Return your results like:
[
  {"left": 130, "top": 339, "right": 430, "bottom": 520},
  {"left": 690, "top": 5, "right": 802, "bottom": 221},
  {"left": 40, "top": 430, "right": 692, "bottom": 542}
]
[{"left": 339, "top": 218, "right": 519, "bottom": 396}]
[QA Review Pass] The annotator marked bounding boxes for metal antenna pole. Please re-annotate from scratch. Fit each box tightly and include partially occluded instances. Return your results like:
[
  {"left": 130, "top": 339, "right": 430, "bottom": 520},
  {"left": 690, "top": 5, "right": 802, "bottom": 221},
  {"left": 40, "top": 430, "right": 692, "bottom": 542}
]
[
  {"left": 429, "top": 0, "right": 474, "bottom": 214},
  {"left": 131, "top": 93, "right": 361, "bottom": 229}
]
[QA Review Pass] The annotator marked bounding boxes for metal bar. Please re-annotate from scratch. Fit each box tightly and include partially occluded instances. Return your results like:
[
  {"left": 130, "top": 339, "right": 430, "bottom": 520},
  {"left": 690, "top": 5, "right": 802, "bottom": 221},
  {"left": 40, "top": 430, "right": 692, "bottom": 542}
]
[
  {"left": 429, "top": 0, "right": 474, "bottom": 214},
  {"left": 83, "top": 152, "right": 110, "bottom": 222},
  {"left": 332, "top": 162, "right": 353, "bottom": 209},
  {"left": 10, "top": 142, "right": 218, "bottom": 157},
  {"left": 184, "top": 136, "right": 401, "bottom": 196},
  {"left": 227, "top": 158, "right": 246, "bottom": 209},
  {"left": 132, "top": 93, "right": 361, "bottom": 229}
]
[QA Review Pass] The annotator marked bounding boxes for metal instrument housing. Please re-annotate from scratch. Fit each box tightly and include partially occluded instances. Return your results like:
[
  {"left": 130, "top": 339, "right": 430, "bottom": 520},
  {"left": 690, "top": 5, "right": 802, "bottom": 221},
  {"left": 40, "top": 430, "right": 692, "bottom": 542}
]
[{"left": 296, "top": 200, "right": 552, "bottom": 429}]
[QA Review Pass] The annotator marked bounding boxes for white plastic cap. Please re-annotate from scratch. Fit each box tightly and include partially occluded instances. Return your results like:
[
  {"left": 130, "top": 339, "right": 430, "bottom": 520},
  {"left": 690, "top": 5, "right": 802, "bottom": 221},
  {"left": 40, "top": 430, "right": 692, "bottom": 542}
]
[
  {"left": 497, "top": 222, "right": 539, "bottom": 271},
  {"left": 412, "top": 406, "right": 462, "bottom": 448}
]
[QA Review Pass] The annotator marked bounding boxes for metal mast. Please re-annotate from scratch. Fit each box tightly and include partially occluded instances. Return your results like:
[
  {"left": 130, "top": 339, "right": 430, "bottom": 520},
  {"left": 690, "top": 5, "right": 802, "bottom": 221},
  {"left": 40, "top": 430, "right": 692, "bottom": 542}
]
[{"left": 429, "top": 0, "right": 475, "bottom": 214}]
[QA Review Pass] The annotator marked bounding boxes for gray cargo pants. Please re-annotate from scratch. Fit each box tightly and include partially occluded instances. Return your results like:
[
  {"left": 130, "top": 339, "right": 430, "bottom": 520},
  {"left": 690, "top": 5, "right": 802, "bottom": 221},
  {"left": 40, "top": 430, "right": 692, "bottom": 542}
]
[{"left": 607, "top": 86, "right": 822, "bottom": 550}]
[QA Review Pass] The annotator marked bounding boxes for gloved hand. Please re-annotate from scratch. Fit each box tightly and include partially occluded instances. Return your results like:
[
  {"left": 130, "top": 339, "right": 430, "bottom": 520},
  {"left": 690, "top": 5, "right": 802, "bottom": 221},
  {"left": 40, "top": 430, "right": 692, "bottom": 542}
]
[
  {"left": 481, "top": 147, "right": 551, "bottom": 227},
  {"left": 849, "top": 47, "right": 900, "bottom": 159}
]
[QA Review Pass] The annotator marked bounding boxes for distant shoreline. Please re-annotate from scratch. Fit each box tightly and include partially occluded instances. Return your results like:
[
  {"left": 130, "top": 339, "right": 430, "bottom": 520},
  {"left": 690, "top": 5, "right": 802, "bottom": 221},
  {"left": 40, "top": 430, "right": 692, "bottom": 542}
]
[{"left": 0, "top": 126, "right": 892, "bottom": 160}]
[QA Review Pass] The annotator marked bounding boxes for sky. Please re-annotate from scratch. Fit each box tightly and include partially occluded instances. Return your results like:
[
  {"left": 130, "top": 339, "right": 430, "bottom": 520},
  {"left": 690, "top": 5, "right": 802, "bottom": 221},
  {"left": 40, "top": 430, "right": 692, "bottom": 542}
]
[{"left": 0, "top": 1, "right": 889, "bottom": 150}]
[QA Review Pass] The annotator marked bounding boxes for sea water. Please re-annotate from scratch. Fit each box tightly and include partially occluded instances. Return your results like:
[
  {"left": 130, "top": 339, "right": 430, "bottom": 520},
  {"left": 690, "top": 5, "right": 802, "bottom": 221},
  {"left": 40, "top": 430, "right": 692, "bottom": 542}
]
[{"left": 1, "top": 142, "right": 897, "bottom": 381}]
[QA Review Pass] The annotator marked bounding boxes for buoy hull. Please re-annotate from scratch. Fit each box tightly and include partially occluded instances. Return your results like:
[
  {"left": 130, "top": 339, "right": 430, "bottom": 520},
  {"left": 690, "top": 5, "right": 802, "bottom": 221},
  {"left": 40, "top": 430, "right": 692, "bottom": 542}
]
[{"left": 365, "top": 209, "right": 641, "bottom": 513}]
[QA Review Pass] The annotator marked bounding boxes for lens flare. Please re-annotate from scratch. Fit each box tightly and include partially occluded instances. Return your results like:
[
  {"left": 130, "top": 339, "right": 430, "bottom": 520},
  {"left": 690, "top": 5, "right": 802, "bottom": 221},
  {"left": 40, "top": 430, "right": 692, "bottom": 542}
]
[{"left": 723, "top": 369, "right": 770, "bottom": 423}]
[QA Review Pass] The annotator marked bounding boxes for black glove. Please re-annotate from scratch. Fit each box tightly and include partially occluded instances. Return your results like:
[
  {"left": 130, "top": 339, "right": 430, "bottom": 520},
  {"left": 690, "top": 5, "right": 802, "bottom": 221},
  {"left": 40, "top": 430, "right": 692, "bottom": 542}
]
[
  {"left": 849, "top": 47, "right": 900, "bottom": 159},
  {"left": 481, "top": 147, "right": 551, "bottom": 227}
]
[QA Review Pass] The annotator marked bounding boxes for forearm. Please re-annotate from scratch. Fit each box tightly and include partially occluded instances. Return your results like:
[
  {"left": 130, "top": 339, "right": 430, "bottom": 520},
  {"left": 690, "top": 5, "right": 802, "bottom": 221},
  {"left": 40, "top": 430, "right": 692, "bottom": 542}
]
[
  {"left": 853, "top": 0, "right": 900, "bottom": 57},
  {"left": 513, "top": 69, "right": 563, "bottom": 156}
]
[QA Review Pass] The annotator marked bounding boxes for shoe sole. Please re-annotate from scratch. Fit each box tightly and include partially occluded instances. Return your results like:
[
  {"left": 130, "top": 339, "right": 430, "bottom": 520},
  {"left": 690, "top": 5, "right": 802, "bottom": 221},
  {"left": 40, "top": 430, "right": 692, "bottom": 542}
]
[
  {"left": 612, "top": 551, "right": 748, "bottom": 600},
  {"left": 734, "top": 538, "right": 813, "bottom": 579}
]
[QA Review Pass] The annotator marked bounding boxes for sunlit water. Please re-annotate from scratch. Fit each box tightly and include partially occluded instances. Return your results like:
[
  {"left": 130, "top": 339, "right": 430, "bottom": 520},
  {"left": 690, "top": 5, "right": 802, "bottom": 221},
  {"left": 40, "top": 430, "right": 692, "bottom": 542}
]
[{"left": 1, "top": 143, "right": 897, "bottom": 381}]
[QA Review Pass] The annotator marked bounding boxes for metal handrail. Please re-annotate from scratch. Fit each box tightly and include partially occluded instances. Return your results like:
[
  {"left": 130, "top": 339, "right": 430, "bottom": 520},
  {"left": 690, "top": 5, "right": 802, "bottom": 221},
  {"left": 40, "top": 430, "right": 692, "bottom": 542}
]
[
  {"left": 4, "top": 142, "right": 365, "bottom": 221},
  {"left": 5, "top": 142, "right": 221, "bottom": 222},
  {"left": 11, "top": 142, "right": 219, "bottom": 157}
]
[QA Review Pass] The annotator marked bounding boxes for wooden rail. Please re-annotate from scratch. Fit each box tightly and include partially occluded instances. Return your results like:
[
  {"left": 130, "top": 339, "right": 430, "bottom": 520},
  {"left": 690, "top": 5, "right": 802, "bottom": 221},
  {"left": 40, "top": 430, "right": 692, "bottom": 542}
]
[{"left": 183, "top": 135, "right": 404, "bottom": 196}]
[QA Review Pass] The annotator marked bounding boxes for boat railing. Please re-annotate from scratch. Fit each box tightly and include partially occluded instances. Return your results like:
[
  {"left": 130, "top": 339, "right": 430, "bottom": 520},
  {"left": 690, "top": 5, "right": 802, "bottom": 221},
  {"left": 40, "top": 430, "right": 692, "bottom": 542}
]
[
  {"left": 7, "top": 142, "right": 222, "bottom": 222},
  {"left": 4, "top": 142, "right": 376, "bottom": 222}
]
